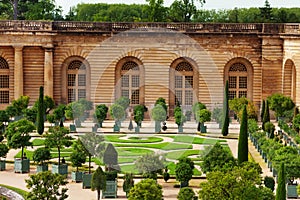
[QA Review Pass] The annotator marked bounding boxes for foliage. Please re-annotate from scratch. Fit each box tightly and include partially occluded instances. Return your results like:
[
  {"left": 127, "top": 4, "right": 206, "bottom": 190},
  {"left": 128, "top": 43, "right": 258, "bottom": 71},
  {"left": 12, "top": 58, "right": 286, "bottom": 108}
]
[
  {"left": 261, "top": 99, "right": 265, "bottom": 122},
  {"left": 91, "top": 167, "right": 106, "bottom": 200},
  {"left": 276, "top": 163, "right": 286, "bottom": 200},
  {"left": 0, "top": 143, "right": 9, "bottom": 158},
  {"left": 262, "top": 100, "right": 270, "bottom": 131},
  {"left": 177, "top": 187, "right": 195, "bottom": 200},
  {"left": 103, "top": 143, "right": 118, "bottom": 170},
  {"left": 33, "top": 95, "right": 55, "bottom": 115},
  {"left": 25, "top": 171, "right": 68, "bottom": 200},
  {"left": 248, "top": 119, "right": 259, "bottom": 134},
  {"left": 36, "top": 86, "right": 44, "bottom": 135},
  {"left": 70, "top": 150, "right": 86, "bottom": 171},
  {"left": 264, "top": 122, "right": 275, "bottom": 138},
  {"left": 155, "top": 97, "right": 167, "bottom": 114},
  {"left": 195, "top": 108, "right": 211, "bottom": 123},
  {"left": 222, "top": 80, "right": 229, "bottom": 136},
  {"left": 175, "top": 157, "right": 195, "bottom": 184},
  {"left": 123, "top": 173, "right": 134, "bottom": 194},
  {"left": 5, "top": 96, "right": 29, "bottom": 118},
  {"left": 78, "top": 98, "right": 93, "bottom": 111},
  {"left": 5, "top": 118, "right": 35, "bottom": 159},
  {"left": 229, "top": 97, "right": 258, "bottom": 120},
  {"left": 128, "top": 178, "right": 163, "bottom": 200},
  {"left": 151, "top": 104, "right": 167, "bottom": 122},
  {"left": 174, "top": 106, "right": 186, "bottom": 126},
  {"left": 78, "top": 132, "right": 105, "bottom": 173},
  {"left": 46, "top": 114, "right": 55, "bottom": 124},
  {"left": 212, "top": 106, "right": 222, "bottom": 124},
  {"left": 32, "top": 147, "right": 51, "bottom": 165},
  {"left": 200, "top": 143, "right": 236, "bottom": 173},
  {"left": 44, "top": 126, "right": 72, "bottom": 165},
  {"left": 264, "top": 176, "right": 275, "bottom": 192},
  {"left": 115, "top": 96, "right": 130, "bottom": 110},
  {"left": 199, "top": 165, "right": 274, "bottom": 200},
  {"left": 110, "top": 103, "right": 125, "bottom": 122},
  {"left": 65, "top": 101, "right": 85, "bottom": 122},
  {"left": 23, "top": 107, "right": 37, "bottom": 123},
  {"left": 292, "top": 114, "right": 300, "bottom": 133},
  {"left": 94, "top": 104, "right": 108, "bottom": 124},
  {"left": 0, "top": 110, "right": 9, "bottom": 123},
  {"left": 133, "top": 105, "right": 146, "bottom": 126},
  {"left": 53, "top": 104, "right": 66, "bottom": 123},
  {"left": 145, "top": 0, "right": 167, "bottom": 22},
  {"left": 267, "top": 93, "right": 295, "bottom": 118},
  {"left": 238, "top": 106, "right": 248, "bottom": 164},
  {"left": 135, "top": 153, "right": 165, "bottom": 179}
]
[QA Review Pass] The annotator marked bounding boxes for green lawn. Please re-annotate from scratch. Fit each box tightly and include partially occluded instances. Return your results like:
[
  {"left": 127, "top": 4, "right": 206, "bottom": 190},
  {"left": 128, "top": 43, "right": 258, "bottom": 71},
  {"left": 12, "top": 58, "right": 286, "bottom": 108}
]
[
  {"left": 165, "top": 149, "right": 202, "bottom": 160},
  {"left": 117, "top": 148, "right": 154, "bottom": 157},
  {"left": 166, "top": 162, "right": 202, "bottom": 176},
  {"left": 113, "top": 142, "right": 192, "bottom": 150},
  {"left": 31, "top": 138, "right": 45, "bottom": 146},
  {"left": 104, "top": 135, "right": 163, "bottom": 143},
  {"left": 163, "top": 135, "right": 226, "bottom": 144}
]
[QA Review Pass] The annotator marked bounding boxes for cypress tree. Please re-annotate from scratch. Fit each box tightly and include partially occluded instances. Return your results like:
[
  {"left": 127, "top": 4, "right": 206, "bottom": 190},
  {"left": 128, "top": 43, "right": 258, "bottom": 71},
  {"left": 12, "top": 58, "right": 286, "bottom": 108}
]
[
  {"left": 261, "top": 99, "right": 265, "bottom": 122},
  {"left": 238, "top": 105, "right": 248, "bottom": 164},
  {"left": 37, "top": 86, "right": 44, "bottom": 135},
  {"left": 276, "top": 163, "right": 286, "bottom": 200},
  {"left": 262, "top": 100, "right": 270, "bottom": 131},
  {"left": 221, "top": 80, "right": 229, "bottom": 136}
]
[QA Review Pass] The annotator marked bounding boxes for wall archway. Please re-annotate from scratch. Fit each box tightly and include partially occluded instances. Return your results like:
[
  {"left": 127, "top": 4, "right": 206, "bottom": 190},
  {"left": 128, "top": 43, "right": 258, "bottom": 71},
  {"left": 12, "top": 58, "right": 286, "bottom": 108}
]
[
  {"left": 283, "top": 59, "right": 296, "bottom": 101},
  {"left": 0, "top": 57, "right": 9, "bottom": 105}
]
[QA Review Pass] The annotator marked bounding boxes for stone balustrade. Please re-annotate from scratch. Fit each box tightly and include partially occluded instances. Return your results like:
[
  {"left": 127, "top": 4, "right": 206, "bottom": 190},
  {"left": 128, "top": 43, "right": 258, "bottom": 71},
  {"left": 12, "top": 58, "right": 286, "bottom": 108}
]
[{"left": 0, "top": 20, "right": 299, "bottom": 34}]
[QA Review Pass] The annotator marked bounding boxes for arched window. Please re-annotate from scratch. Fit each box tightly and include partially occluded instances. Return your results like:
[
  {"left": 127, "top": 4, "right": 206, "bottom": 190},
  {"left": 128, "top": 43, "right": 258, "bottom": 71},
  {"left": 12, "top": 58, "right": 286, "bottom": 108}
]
[
  {"left": 283, "top": 59, "right": 296, "bottom": 101},
  {"left": 67, "top": 60, "right": 87, "bottom": 103},
  {"left": 174, "top": 62, "right": 194, "bottom": 106},
  {"left": 0, "top": 57, "right": 9, "bottom": 104},
  {"left": 228, "top": 63, "right": 248, "bottom": 100},
  {"left": 121, "top": 61, "right": 140, "bottom": 104}
]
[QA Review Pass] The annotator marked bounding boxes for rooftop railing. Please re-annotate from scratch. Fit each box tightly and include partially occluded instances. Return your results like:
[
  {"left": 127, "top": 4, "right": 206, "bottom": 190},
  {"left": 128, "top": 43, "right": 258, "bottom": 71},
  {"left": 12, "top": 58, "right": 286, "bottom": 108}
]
[{"left": 0, "top": 20, "right": 299, "bottom": 34}]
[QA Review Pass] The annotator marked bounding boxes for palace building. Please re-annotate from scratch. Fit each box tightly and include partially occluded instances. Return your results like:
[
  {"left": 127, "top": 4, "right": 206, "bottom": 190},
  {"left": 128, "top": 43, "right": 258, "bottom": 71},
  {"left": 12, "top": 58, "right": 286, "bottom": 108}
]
[{"left": 0, "top": 21, "right": 299, "bottom": 115}]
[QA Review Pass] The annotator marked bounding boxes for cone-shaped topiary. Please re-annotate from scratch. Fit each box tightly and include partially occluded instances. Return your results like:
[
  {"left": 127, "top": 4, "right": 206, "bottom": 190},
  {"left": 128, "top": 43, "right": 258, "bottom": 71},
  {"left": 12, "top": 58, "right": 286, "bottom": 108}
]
[
  {"left": 260, "top": 99, "right": 265, "bottom": 122},
  {"left": 222, "top": 80, "right": 229, "bottom": 136},
  {"left": 276, "top": 163, "right": 286, "bottom": 200},
  {"left": 103, "top": 143, "right": 118, "bottom": 171},
  {"left": 238, "top": 105, "right": 248, "bottom": 164},
  {"left": 36, "top": 86, "right": 44, "bottom": 135},
  {"left": 262, "top": 100, "right": 270, "bottom": 131}
]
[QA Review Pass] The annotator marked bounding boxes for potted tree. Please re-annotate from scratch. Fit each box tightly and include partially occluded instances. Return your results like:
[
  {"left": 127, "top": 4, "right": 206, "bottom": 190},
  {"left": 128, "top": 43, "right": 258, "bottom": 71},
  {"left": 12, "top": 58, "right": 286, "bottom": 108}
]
[
  {"left": 53, "top": 104, "right": 66, "bottom": 127},
  {"left": 70, "top": 151, "right": 86, "bottom": 182},
  {"left": 79, "top": 132, "right": 105, "bottom": 189},
  {"left": 33, "top": 147, "right": 51, "bottom": 172},
  {"left": 151, "top": 104, "right": 167, "bottom": 133},
  {"left": 175, "top": 157, "right": 195, "bottom": 187},
  {"left": 65, "top": 101, "right": 85, "bottom": 131},
  {"left": 5, "top": 118, "right": 35, "bottom": 173},
  {"left": 174, "top": 106, "right": 186, "bottom": 133},
  {"left": 44, "top": 126, "right": 73, "bottom": 175},
  {"left": 0, "top": 141, "right": 9, "bottom": 171},
  {"left": 94, "top": 104, "right": 108, "bottom": 128},
  {"left": 91, "top": 166, "right": 106, "bottom": 200},
  {"left": 195, "top": 108, "right": 211, "bottom": 133},
  {"left": 212, "top": 107, "right": 223, "bottom": 129},
  {"left": 133, "top": 105, "right": 145, "bottom": 133},
  {"left": 110, "top": 103, "right": 125, "bottom": 132}
]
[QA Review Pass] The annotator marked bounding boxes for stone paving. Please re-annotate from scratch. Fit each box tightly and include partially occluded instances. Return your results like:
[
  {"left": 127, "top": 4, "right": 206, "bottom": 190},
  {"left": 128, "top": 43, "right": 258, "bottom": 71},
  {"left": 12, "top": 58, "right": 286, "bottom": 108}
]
[{"left": 0, "top": 119, "right": 283, "bottom": 199}]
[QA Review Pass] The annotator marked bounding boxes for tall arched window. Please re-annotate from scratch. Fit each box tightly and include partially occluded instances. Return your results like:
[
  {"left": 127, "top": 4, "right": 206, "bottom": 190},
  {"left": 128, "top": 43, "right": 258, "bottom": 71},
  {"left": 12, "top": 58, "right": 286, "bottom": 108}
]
[
  {"left": 121, "top": 61, "right": 140, "bottom": 104},
  {"left": 228, "top": 63, "right": 248, "bottom": 100},
  {"left": 0, "top": 57, "right": 9, "bottom": 104},
  {"left": 67, "top": 60, "right": 87, "bottom": 103},
  {"left": 174, "top": 62, "right": 194, "bottom": 106}
]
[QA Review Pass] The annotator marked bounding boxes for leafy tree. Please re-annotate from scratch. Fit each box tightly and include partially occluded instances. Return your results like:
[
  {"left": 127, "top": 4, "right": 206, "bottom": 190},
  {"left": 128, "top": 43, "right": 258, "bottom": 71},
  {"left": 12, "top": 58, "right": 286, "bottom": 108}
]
[
  {"left": 264, "top": 176, "right": 275, "bottom": 192},
  {"left": 70, "top": 142, "right": 86, "bottom": 172},
  {"left": 5, "top": 118, "right": 35, "bottom": 159},
  {"left": 222, "top": 80, "right": 229, "bottom": 136},
  {"left": 155, "top": 97, "right": 167, "bottom": 114},
  {"left": 238, "top": 105, "right": 248, "bottom": 164},
  {"left": 264, "top": 122, "right": 275, "bottom": 138},
  {"left": 23, "top": 107, "right": 37, "bottom": 123},
  {"left": 94, "top": 104, "right": 108, "bottom": 127},
  {"left": 276, "top": 163, "right": 286, "bottom": 200},
  {"left": 175, "top": 157, "right": 195, "bottom": 186},
  {"left": 292, "top": 114, "right": 300, "bottom": 133},
  {"left": 151, "top": 104, "right": 167, "bottom": 132},
  {"left": 248, "top": 119, "right": 259, "bottom": 134},
  {"left": 5, "top": 95, "right": 29, "bottom": 118},
  {"left": 259, "top": 0, "right": 273, "bottom": 22},
  {"left": 65, "top": 101, "right": 85, "bottom": 125},
  {"left": 25, "top": 171, "right": 68, "bottom": 200},
  {"left": 262, "top": 100, "right": 270, "bottom": 131},
  {"left": 128, "top": 178, "right": 163, "bottom": 200},
  {"left": 195, "top": 108, "right": 211, "bottom": 131},
  {"left": 146, "top": 0, "right": 167, "bottom": 22},
  {"left": 135, "top": 153, "right": 165, "bottom": 180},
  {"left": 212, "top": 106, "right": 222, "bottom": 125},
  {"left": 79, "top": 132, "right": 105, "bottom": 174},
  {"left": 0, "top": 110, "right": 9, "bottom": 125},
  {"left": 36, "top": 86, "right": 44, "bottom": 135},
  {"left": 169, "top": 0, "right": 196, "bottom": 22},
  {"left": 0, "top": 143, "right": 9, "bottom": 159},
  {"left": 199, "top": 165, "right": 274, "bottom": 200},
  {"left": 177, "top": 187, "right": 195, "bottom": 200},
  {"left": 174, "top": 106, "right": 186, "bottom": 127},
  {"left": 267, "top": 93, "right": 295, "bottom": 119},
  {"left": 200, "top": 143, "right": 236, "bottom": 173},
  {"left": 44, "top": 126, "right": 73, "bottom": 165},
  {"left": 103, "top": 143, "right": 118, "bottom": 171},
  {"left": 110, "top": 103, "right": 125, "bottom": 124},
  {"left": 115, "top": 96, "right": 130, "bottom": 110},
  {"left": 133, "top": 105, "right": 146, "bottom": 127},
  {"left": 123, "top": 173, "right": 134, "bottom": 197},
  {"left": 32, "top": 147, "right": 51, "bottom": 165},
  {"left": 91, "top": 166, "right": 106, "bottom": 200},
  {"left": 53, "top": 104, "right": 66, "bottom": 126}
]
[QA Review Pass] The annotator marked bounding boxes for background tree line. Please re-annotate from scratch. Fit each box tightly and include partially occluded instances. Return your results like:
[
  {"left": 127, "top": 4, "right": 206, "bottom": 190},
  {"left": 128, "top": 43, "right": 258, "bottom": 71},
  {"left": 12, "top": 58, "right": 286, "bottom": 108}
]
[{"left": 1, "top": 0, "right": 300, "bottom": 23}]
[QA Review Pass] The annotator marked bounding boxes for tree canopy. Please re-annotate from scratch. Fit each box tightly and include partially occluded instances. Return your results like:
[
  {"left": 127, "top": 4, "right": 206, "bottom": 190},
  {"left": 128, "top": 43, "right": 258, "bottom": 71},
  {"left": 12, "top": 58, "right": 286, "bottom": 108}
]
[{"left": 128, "top": 178, "right": 163, "bottom": 200}]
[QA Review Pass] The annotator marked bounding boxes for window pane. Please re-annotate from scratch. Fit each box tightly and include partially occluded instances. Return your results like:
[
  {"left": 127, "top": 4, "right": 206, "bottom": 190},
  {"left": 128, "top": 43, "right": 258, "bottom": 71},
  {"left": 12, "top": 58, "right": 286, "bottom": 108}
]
[
  {"left": 132, "top": 75, "right": 139, "bottom": 88},
  {"left": 78, "top": 74, "right": 86, "bottom": 86},
  {"left": 185, "top": 90, "right": 193, "bottom": 105},
  {"left": 175, "top": 90, "right": 182, "bottom": 105},
  {"left": 0, "top": 75, "right": 9, "bottom": 88},
  {"left": 68, "top": 74, "right": 76, "bottom": 86},
  {"left": 121, "top": 90, "right": 129, "bottom": 98},
  {"left": 131, "top": 90, "right": 139, "bottom": 104},
  {"left": 175, "top": 76, "right": 182, "bottom": 88},
  {"left": 185, "top": 76, "right": 193, "bottom": 88},
  {"left": 78, "top": 89, "right": 86, "bottom": 99},
  {"left": 239, "top": 91, "right": 247, "bottom": 98},
  {"left": 229, "top": 76, "right": 237, "bottom": 89},
  {"left": 228, "top": 91, "right": 236, "bottom": 100},
  {"left": 0, "top": 91, "right": 9, "bottom": 104},
  {"left": 68, "top": 89, "right": 76, "bottom": 103},
  {"left": 239, "top": 76, "right": 247, "bottom": 89},
  {"left": 121, "top": 75, "right": 129, "bottom": 87}
]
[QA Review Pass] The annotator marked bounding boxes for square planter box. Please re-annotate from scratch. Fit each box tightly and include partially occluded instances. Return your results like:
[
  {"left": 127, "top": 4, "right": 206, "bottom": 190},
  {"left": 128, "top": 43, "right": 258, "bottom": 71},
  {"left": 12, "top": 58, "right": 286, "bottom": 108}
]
[
  {"left": 287, "top": 184, "right": 298, "bottom": 198},
  {"left": 0, "top": 160, "right": 5, "bottom": 171},
  {"left": 178, "top": 126, "right": 183, "bottom": 133},
  {"left": 71, "top": 171, "right": 83, "bottom": 182},
  {"left": 52, "top": 164, "right": 68, "bottom": 175},
  {"left": 82, "top": 173, "right": 92, "bottom": 189},
  {"left": 102, "top": 180, "right": 118, "bottom": 198},
  {"left": 14, "top": 159, "right": 30, "bottom": 173},
  {"left": 36, "top": 164, "right": 48, "bottom": 173},
  {"left": 70, "top": 124, "right": 77, "bottom": 132}
]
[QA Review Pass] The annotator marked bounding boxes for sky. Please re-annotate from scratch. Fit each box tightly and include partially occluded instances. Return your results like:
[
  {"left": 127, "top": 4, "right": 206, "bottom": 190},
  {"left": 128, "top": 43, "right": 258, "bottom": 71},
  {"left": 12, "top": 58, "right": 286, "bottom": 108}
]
[{"left": 56, "top": 0, "right": 300, "bottom": 15}]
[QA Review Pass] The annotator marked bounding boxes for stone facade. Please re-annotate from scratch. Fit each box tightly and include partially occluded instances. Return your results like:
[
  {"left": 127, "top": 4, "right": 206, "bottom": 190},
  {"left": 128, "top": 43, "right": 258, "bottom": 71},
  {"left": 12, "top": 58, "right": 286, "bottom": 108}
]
[{"left": 0, "top": 21, "right": 299, "bottom": 114}]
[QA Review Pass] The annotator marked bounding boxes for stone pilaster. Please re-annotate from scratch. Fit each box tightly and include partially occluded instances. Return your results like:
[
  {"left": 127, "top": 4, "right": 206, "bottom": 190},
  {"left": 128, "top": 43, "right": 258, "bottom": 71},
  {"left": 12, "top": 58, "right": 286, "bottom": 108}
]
[
  {"left": 44, "top": 47, "right": 53, "bottom": 97},
  {"left": 14, "top": 46, "right": 23, "bottom": 99}
]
